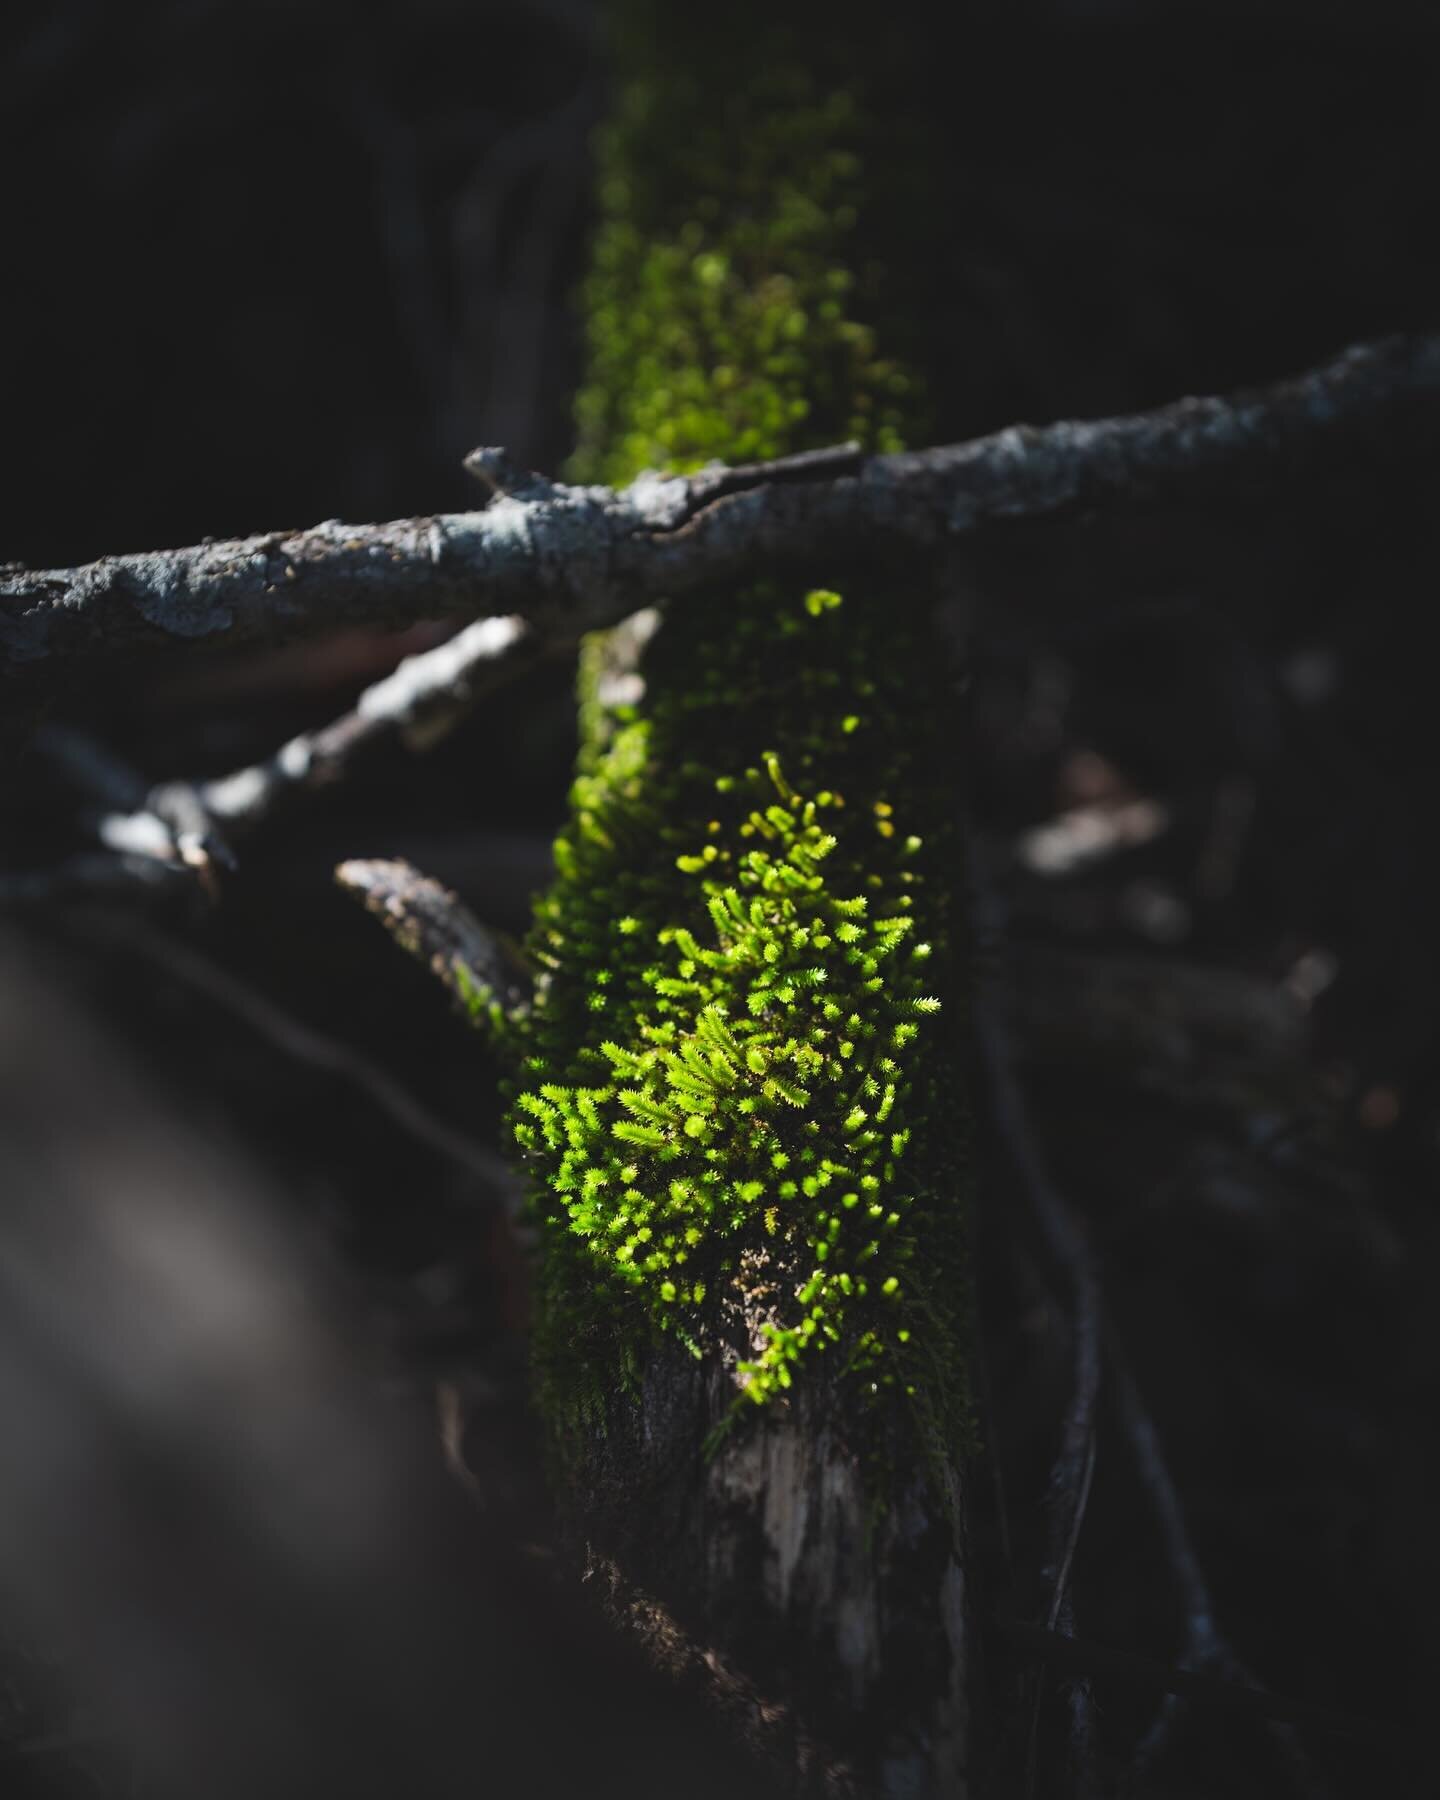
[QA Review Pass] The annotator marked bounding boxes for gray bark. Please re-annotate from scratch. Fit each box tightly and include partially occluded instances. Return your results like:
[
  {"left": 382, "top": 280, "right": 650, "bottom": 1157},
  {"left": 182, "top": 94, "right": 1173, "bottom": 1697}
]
[
  {"left": 335, "top": 856, "right": 531, "bottom": 1018},
  {"left": 5, "top": 332, "right": 1436, "bottom": 687}
]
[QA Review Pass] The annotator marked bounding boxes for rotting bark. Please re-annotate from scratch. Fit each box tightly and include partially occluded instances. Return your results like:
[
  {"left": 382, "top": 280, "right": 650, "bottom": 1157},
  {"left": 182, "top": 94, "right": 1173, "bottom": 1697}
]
[
  {"left": 508, "top": 550, "right": 976, "bottom": 1794},
  {"left": 539, "top": 590, "right": 973, "bottom": 1795},
  {"left": 489, "top": 9, "right": 980, "bottom": 1791},
  {"left": 565, "top": 1346, "right": 971, "bottom": 1799}
]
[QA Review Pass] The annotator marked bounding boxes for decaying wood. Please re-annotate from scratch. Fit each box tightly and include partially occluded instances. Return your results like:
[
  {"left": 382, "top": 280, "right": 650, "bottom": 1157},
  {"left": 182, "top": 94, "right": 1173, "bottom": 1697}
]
[
  {"left": 560, "top": 1346, "right": 971, "bottom": 1799},
  {"left": 331, "top": 834, "right": 972, "bottom": 1793},
  {"left": 326, "top": 824, "right": 970, "bottom": 1793}
]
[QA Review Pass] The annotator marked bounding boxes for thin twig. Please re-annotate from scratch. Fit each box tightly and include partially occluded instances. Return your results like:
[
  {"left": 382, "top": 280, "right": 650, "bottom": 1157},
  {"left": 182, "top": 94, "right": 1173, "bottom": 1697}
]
[
  {"left": 4, "top": 613, "right": 549, "bottom": 906},
  {"left": 1046, "top": 1432, "right": 1098, "bottom": 1636},
  {"left": 973, "top": 841, "right": 1331, "bottom": 1797},
  {"left": 89, "top": 915, "right": 519, "bottom": 1207},
  {"left": 973, "top": 841, "right": 1103, "bottom": 1798},
  {"left": 6, "top": 333, "right": 1436, "bottom": 682},
  {"left": 1110, "top": 1343, "right": 1326, "bottom": 1797},
  {"left": 996, "top": 1619, "right": 1413, "bottom": 1756},
  {"left": 195, "top": 612, "right": 546, "bottom": 833},
  {"left": 31, "top": 723, "right": 233, "bottom": 883}
]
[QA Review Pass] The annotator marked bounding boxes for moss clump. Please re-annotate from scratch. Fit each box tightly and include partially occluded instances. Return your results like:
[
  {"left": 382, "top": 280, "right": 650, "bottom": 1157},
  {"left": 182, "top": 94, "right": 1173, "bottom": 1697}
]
[
  {"left": 516, "top": 614, "right": 947, "bottom": 1412},
  {"left": 504, "top": 0, "right": 968, "bottom": 1461},
  {"left": 569, "top": 4, "right": 932, "bottom": 485}
]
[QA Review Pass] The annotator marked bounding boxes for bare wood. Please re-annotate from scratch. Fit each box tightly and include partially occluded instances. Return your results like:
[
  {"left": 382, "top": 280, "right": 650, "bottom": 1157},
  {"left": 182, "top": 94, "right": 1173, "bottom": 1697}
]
[
  {"left": 5, "top": 333, "right": 1436, "bottom": 684},
  {"left": 561, "top": 1347, "right": 971, "bottom": 1798}
]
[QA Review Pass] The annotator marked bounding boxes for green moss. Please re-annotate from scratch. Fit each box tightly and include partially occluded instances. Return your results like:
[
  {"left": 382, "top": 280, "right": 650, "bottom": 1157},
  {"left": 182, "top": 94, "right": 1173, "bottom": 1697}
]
[
  {"left": 570, "top": 68, "right": 917, "bottom": 484},
  {"left": 505, "top": 1, "right": 968, "bottom": 1464},
  {"left": 568, "top": 0, "right": 937, "bottom": 488}
]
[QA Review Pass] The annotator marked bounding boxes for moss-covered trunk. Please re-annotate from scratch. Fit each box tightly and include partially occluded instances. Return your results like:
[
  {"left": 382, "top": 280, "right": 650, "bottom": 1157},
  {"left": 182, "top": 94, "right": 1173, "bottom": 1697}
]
[{"left": 507, "top": 6, "right": 975, "bottom": 1790}]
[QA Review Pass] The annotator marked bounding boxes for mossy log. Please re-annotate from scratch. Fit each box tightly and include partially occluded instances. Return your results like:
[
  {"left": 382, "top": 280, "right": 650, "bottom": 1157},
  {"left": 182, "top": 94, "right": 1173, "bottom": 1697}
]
[{"left": 490, "top": 6, "right": 978, "bottom": 1792}]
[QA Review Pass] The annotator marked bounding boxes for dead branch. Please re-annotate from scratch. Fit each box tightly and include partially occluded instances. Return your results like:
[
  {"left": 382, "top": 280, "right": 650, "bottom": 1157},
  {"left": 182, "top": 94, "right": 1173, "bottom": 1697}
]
[
  {"left": 971, "top": 848, "right": 1329, "bottom": 1796},
  {"left": 31, "top": 723, "right": 234, "bottom": 880},
  {"left": 4, "top": 614, "right": 546, "bottom": 907},
  {"left": 5, "top": 333, "right": 1436, "bottom": 686},
  {"left": 995, "top": 1620, "right": 1408, "bottom": 1755},
  {"left": 973, "top": 849, "right": 1102, "bottom": 1796},
  {"left": 91, "top": 914, "right": 519, "bottom": 1203},
  {"left": 194, "top": 612, "right": 546, "bottom": 832},
  {"left": 335, "top": 857, "right": 532, "bottom": 1019}
]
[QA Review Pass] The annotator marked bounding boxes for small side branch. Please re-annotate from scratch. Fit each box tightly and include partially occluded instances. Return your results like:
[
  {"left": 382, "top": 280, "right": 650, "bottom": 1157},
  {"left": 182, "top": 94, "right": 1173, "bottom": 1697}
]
[
  {"left": 33, "top": 724, "right": 233, "bottom": 882},
  {"left": 4, "top": 615, "right": 546, "bottom": 905},
  {"left": 5, "top": 333, "right": 1437, "bottom": 684},
  {"left": 996, "top": 1620, "right": 1410, "bottom": 1755},
  {"left": 335, "top": 856, "right": 532, "bottom": 1022},
  {"left": 972, "top": 845, "right": 1328, "bottom": 1796},
  {"left": 197, "top": 613, "right": 544, "bottom": 833}
]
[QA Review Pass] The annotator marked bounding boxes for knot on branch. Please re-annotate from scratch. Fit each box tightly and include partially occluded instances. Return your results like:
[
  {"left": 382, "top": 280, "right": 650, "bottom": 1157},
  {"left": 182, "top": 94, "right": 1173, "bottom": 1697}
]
[{"left": 463, "top": 447, "right": 560, "bottom": 503}]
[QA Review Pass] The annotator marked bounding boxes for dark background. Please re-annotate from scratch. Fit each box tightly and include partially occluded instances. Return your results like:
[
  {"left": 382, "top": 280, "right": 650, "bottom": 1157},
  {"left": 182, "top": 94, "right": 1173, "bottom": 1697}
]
[{"left": 3, "top": 1, "right": 1440, "bottom": 1794}]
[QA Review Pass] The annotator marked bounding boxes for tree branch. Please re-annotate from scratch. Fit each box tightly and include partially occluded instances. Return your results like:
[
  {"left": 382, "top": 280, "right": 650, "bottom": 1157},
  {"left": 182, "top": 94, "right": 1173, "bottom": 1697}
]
[
  {"left": 971, "top": 845, "right": 1329, "bottom": 1797},
  {"left": 5, "top": 333, "right": 1436, "bottom": 684},
  {"left": 194, "top": 612, "right": 545, "bottom": 832},
  {"left": 995, "top": 1619, "right": 1410, "bottom": 1756},
  {"left": 3, "top": 613, "right": 547, "bottom": 908},
  {"left": 335, "top": 857, "right": 532, "bottom": 1020},
  {"left": 973, "top": 846, "right": 1103, "bottom": 1799}
]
